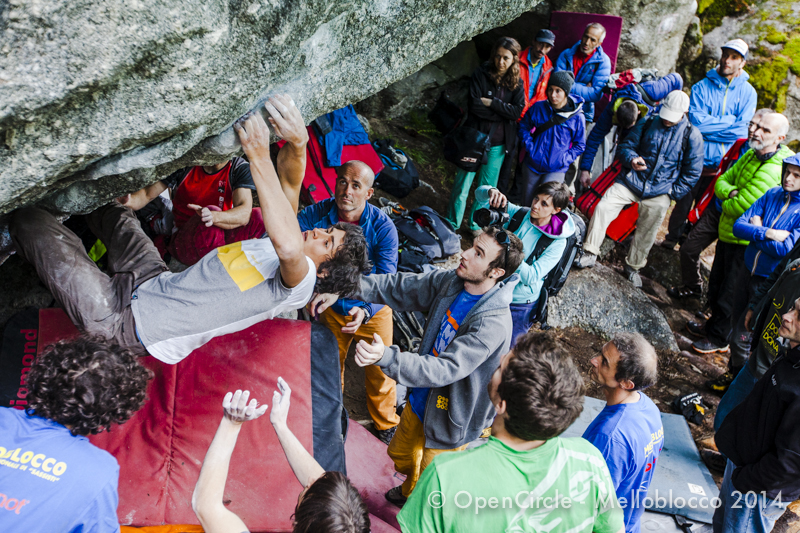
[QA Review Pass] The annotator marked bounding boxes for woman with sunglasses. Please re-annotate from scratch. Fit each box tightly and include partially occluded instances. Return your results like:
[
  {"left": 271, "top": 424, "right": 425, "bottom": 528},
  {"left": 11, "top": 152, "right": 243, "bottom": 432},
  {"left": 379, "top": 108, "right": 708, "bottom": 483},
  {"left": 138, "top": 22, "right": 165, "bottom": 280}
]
[{"left": 472, "top": 181, "right": 575, "bottom": 344}]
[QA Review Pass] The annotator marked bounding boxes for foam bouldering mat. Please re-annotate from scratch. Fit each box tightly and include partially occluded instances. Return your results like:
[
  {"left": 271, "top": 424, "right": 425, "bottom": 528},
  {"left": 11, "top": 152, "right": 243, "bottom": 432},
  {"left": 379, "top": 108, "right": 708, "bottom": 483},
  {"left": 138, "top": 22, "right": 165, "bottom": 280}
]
[
  {"left": 562, "top": 396, "right": 718, "bottom": 525},
  {"left": 37, "top": 308, "right": 315, "bottom": 532},
  {"left": 345, "top": 420, "right": 402, "bottom": 531}
]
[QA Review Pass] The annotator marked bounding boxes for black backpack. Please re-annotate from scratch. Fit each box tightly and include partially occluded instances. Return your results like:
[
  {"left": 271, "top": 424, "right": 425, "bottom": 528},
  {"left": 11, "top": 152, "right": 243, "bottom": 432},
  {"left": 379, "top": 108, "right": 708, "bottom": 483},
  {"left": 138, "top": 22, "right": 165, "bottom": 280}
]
[
  {"left": 428, "top": 92, "right": 464, "bottom": 135},
  {"left": 373, "top": 139, "right": 420, "bottom": 198},
  {"left": 394, "top": 206, "right": 460, "bottom": 267},
  {"left": 507, "top": 207, "right": 586, "bottom": 329}
]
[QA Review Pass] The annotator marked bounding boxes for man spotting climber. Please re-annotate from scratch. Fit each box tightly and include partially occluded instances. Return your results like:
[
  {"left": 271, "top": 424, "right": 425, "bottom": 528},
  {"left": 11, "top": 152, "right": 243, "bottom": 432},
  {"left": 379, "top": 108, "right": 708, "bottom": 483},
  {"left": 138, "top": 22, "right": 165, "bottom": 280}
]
[{"left": 9, "top": 95, "right": 370, "bottom": 365}]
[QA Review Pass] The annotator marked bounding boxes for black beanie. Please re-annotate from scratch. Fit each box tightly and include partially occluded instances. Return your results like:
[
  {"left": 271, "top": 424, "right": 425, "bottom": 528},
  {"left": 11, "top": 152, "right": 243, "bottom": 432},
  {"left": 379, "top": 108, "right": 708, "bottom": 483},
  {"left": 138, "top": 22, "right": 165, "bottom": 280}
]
[{"left": 548, "top": 70, "right": 575, "bottom": 94}]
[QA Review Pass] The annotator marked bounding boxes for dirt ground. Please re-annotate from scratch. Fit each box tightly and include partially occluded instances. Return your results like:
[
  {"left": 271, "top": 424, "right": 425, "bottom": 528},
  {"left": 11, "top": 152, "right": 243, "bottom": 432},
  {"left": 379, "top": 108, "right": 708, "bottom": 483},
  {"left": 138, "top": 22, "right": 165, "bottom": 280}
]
[{"left": 346, "top": 109, "right": 800, "bottom": 530}]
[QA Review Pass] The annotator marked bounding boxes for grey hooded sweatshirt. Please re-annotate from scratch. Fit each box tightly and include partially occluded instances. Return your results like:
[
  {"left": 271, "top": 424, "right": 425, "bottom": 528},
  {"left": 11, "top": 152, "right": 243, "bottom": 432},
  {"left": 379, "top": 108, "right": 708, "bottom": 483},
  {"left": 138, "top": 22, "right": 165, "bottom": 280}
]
[{"left": 355, "top": 269, "right": 519, "bottom": 449}]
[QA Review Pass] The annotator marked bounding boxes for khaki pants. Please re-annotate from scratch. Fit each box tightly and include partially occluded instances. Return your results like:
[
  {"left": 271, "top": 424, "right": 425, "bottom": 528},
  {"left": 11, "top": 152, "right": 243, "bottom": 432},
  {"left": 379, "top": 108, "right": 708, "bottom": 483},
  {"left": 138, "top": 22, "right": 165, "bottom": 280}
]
[
  {"left": 387, "top": 407, "right": 468, "bottom": 497},
  {"left": 318, "top": 306, "right": 400, "bottom": 431},
  {"left": 584, "top": 183, "right": 671, "bottom": 270}
]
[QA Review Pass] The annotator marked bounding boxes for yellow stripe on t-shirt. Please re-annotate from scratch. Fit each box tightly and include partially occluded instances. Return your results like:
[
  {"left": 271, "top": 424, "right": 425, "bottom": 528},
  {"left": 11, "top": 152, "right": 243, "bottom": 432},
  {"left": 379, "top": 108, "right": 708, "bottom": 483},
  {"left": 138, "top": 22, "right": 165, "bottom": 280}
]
[{"left": 217, "top": 242, "right": 265, "bottom": 292}]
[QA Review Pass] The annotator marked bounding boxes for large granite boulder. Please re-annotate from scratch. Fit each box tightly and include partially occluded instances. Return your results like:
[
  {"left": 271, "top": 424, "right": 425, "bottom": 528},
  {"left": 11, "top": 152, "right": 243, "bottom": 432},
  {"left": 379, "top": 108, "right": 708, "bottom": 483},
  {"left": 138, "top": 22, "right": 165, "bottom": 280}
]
[
  {"left": 548, "top": 264, "right": 680, "bottom": 352},
  {"left": 0, "top": 0, "right": 540, "bottom": 216}
]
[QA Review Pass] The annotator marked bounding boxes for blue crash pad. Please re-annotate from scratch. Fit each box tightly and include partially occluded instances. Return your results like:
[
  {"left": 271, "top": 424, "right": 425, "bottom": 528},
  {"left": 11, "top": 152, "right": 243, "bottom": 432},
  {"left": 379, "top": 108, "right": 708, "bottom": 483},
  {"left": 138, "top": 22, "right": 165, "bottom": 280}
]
[{"left": 563, "top": 397, "right": 719, "bottom": 525}]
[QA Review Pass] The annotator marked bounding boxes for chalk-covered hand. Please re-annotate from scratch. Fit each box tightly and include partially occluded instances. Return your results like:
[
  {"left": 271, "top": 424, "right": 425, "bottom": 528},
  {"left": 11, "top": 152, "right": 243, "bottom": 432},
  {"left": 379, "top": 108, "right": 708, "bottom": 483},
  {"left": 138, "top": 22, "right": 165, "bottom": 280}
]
[
  {"left": 222, "top": 390, "right": 268, "bottom": 425},
  {"left": 269, "top": 377, "right": 292, "bottom": 428},
  {"left": 234, "top": 109, "right": 271, "bottom": 163},
  {"left": 355, "top": 333, "right": 385, "bottom": 367},
  {"left": 266, "top": 94, "right": 308, "bottom": 148},
  {"left": 308, "top": 293, "right": 339, "bottom": 318}
]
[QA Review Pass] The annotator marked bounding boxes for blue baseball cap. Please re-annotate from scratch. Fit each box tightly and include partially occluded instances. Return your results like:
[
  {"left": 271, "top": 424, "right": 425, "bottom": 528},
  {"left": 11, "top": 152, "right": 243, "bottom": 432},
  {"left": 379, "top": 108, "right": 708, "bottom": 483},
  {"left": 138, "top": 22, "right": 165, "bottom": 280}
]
[{"left": 536, "top": 29, "right": 556, "bottom": 46}]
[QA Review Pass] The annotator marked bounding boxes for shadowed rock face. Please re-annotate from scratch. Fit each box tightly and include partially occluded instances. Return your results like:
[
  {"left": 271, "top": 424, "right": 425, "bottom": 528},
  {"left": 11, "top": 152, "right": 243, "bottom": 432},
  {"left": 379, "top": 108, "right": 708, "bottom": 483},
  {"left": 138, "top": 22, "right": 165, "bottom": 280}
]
[{"left": 0, "top": 0, "right": 538, "bottom": 215}]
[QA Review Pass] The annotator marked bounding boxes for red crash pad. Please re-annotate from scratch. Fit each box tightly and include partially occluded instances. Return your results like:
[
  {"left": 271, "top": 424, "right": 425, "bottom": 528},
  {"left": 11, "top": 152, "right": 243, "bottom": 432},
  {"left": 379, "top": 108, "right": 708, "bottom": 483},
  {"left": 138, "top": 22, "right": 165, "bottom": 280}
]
[
  {"left": 345, "top": 420, "right": 402, "bottom": 531},
  {"left": 38, "top": 309, "right": 313, "bottom": 532}
]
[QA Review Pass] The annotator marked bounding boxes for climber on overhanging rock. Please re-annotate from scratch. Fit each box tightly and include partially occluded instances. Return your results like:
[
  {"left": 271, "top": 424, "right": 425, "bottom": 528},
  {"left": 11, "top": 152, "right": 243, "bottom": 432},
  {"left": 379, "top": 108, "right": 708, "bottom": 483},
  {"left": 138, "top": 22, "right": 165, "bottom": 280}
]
[
  {"left": 118, "top": 95, "right": 312, "bottom": 267},
  {"left": 8, "top": 96, "right": 370, "bottom": 366}
]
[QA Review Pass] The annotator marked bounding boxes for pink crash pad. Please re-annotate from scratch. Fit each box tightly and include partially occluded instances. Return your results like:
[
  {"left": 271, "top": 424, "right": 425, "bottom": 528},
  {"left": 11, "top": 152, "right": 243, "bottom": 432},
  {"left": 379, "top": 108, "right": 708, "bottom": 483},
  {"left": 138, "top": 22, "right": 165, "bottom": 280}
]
[
  {"left": 38, "top": 309, "right": 313, "bottom": 532},
  {"left": 346, "top": 420, "right": 403, "bottom": 531}
]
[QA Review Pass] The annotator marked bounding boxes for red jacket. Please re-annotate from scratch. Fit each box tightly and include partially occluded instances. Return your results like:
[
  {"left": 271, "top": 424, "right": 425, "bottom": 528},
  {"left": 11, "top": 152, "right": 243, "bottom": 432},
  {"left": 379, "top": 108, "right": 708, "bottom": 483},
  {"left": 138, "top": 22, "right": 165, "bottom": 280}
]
[{"left": 519, "top": 49, "right": 553, "bottom": 120}]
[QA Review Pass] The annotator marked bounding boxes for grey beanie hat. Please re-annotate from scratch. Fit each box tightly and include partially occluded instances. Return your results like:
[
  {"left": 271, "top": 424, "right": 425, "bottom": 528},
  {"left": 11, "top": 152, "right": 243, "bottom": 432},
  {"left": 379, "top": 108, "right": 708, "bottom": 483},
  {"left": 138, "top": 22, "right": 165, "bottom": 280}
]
[{"left": 548, "top": 70, "right": 575, "bottom": 94}]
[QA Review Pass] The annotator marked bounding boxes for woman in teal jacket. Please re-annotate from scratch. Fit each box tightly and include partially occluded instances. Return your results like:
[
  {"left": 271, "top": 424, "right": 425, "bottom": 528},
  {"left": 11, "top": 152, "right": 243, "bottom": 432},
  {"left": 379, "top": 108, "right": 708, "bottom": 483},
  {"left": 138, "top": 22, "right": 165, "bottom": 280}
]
[{"left": 472, "top": 181, "right": 575, "bottom": 344}]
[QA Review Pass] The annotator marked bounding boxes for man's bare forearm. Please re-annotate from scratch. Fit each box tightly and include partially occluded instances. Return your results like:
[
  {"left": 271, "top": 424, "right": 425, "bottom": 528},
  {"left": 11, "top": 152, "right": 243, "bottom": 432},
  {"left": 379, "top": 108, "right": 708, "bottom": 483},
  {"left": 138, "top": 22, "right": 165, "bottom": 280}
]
[
  {"left": 211, "top": 204, "right": 252, "bottom": 230},
  {"left": 277, "top": 142, "right": 307, "bottom": 214},
  {"left": 250, "top": 157, "right": 304, "bottom": 258}
]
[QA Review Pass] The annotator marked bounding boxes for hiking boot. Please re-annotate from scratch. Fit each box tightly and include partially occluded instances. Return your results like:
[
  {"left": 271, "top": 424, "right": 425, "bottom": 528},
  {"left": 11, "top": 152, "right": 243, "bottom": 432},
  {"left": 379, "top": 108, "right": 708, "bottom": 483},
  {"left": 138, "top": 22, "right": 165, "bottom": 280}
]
[
  {"left": 692, "top": 338, "right": 729, "bottom": 354},
  {"left": 667, "top": 285, "right": 702, "bottom": 300},
  {"left": 575, "top": 253, "right": 597, "bottom": 269},
  {"left": 375, "top": 425, "right": 397, "bottom": 446},
  {"left": 685, "top": 320, "right": 706, "bottom": 336},
  {"left": 706, "top": 368, "right": 741, "bottom": 393},
  {"left": 623, "top": 265, "right": 642, "bottom": 288},
  {"left": 701, "top": 449, "right": 727, "bottom": 474},
  {"left": 385, "top": 485, "right": 407, "bottom": 508},
  {"left": 660, "top": 239, "right": 678, "bottom": 250}
]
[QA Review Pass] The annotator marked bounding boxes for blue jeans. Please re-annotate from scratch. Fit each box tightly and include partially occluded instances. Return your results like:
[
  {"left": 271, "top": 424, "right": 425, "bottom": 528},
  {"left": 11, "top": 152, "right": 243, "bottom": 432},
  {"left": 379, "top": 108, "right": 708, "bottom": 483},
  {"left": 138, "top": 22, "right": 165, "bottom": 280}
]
[
  {"left": 510, "top": 301, "right": 537, "bottom": 347},
  {"left": 713, "top": 459, "right": 787, "bottom": 533},
  {"left": 714, "top": 365, "right": 758, "bottom": 432}
]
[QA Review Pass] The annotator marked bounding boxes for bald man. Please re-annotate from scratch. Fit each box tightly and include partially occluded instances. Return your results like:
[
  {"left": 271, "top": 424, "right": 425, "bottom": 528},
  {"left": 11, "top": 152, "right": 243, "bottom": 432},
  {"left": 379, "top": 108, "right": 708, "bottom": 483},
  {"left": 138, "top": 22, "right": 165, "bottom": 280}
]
[
  {"left": 583, "top": 333, "right": 663, "bottom": 533},
  {"left": 298, "top": 161, "right": 401, "bottom": 443}
]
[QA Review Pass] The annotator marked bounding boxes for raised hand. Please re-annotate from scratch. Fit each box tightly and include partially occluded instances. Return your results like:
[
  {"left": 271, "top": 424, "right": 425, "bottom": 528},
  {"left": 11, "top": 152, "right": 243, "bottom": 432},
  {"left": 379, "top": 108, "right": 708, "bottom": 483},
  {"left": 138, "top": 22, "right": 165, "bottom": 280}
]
[
  {"left": 270, "top": 377, "right": 292, "bottom": 428},
  {"left": 234, "top": 110, "right": 271, "bottom": 164},
  {"left": 222, "top": 390, "right": 268, "bottom": 425},
  {"left": 266, "top": 94, "right": 308, "bottom": 148}
]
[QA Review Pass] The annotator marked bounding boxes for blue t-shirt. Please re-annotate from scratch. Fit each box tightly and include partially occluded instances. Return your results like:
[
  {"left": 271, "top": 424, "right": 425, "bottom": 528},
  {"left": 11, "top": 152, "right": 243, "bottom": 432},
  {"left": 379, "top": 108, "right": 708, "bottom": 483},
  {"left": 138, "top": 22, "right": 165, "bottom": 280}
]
[
  {"left": 408, "top": 290, "right": 482, "bottom": 421},
  {"left": 527, "top": 50, "right": 544, "bottom": 101},
  {"left": 0, "top": 408, "right": 121, "bottom": 533},
  {"left": 582, "top": 393, "right": 664, "bottom": 533}
]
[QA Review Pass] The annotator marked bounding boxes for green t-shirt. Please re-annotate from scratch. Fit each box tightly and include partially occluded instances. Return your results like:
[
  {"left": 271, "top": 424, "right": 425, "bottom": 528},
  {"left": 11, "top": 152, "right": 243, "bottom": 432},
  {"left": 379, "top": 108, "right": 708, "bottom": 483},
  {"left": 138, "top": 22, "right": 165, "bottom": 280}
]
[{"left": 398, "top": 436, "right": 624, "bottom": 533}]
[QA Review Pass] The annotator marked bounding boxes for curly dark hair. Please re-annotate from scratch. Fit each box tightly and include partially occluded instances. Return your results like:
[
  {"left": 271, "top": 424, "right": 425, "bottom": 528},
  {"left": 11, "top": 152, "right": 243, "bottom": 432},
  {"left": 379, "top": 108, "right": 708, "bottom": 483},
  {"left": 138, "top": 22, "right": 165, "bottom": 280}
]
[
  {"left": 314, "top": 222, "right": 371, "bottom": 298},
  {"left": 293, "top": 471, "right": 370, "bottom": 533},
  {"left": 488, "top": 36, "right": 522, "bottom": 91},
  {"left": 498, "top": 331, "right": 585, "bottom": 441},
  {"left": 25, "top": 335, "right": 153, "bottom": 436}
]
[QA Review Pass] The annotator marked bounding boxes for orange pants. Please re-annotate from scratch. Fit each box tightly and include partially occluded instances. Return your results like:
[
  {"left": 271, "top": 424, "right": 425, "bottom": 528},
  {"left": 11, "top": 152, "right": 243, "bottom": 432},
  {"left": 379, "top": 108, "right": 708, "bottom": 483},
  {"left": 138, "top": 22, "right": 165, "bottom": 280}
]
[
  {"left": 319, "top": 306, "right": 400, "bottom": 430},
  {"left": 387, "top": 407, "right": 468, "bottom": 497}
]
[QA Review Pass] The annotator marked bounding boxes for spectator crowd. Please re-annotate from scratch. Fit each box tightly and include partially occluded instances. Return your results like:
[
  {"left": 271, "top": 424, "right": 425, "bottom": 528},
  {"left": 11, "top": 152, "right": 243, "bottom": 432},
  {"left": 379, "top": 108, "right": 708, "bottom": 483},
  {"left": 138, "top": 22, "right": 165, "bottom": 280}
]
[{"left": 2, "top": 20, "right": 800, "bottom": 533}]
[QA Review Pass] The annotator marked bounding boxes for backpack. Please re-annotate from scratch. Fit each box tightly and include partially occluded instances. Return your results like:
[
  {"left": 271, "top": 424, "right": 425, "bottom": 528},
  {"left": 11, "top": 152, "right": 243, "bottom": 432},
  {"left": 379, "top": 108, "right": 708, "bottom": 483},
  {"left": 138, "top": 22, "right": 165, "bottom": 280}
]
[
  {"left": 394, "top": 206, "right": 460, "bottom": 265},
  {"left": 428, "top": 92, "right": 464, "bottom": 135},
  {"left": 373, "top": 139, "right": 420, "bottom": 198},
  {"left": 507, "top": 207, "right": 587, "bottom": 329}
]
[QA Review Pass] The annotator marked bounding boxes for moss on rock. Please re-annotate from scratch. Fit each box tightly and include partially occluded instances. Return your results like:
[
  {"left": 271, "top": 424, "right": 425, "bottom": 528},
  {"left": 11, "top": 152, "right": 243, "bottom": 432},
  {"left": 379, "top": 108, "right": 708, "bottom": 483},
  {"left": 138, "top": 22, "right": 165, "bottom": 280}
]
[
  {"left": 698, "top": 0, "right": 750, "bottom": 33},
  {"left": 748, "top": 56, "right": 790, "bottom": 111}
]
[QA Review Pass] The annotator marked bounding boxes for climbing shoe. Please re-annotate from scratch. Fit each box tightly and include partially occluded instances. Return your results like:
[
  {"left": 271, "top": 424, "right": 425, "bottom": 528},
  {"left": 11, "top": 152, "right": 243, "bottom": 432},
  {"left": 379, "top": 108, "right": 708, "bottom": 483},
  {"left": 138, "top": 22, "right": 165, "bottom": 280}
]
[
  {"left": 623, "top": 265, "right": 642, "bottom": 288},
  {"left": 385, "top": 485, "right": 407, "bottom": 508},
  {"left": 685, "top": 320, "right": 706, "bottom": 336},
  {"left": 692, "top": 338, "right": 729, "bottom": 354},
  {"left": 705, "top": 368, "right": 741, "bottom": 393}
]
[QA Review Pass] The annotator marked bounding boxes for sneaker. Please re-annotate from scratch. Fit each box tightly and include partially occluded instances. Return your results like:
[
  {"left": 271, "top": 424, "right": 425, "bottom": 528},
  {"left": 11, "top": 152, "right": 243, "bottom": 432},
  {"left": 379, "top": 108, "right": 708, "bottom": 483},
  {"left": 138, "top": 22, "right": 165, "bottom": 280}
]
[
  {"left": 574, "top": 253, "right": 597, "bottom": 269},
  {"left": 685, "top": 320, "right": 706, "bottom": 336},
  {"left": 385, "top": 485, "right": 407, "bottom": 508},
  {"left": 667, "top": 285, "right": 702, "bottom": 300},
  {"left": 692, "top": 338, "right": 730, "bottom": 354},
  {"left": 701, "top": 449, "right": 727, "bottom": 474},
  {"left": 623, "top": 265, "right": 642, "bottom": 288},
  {"left": 660, "top": 239, "right": 678, "bottom": 250},
  {"left": 375, "top": 425, "right": 397, "bottom": 446},
  {"left": 705, "top": 368, "right": 741, "bottom": 393}
]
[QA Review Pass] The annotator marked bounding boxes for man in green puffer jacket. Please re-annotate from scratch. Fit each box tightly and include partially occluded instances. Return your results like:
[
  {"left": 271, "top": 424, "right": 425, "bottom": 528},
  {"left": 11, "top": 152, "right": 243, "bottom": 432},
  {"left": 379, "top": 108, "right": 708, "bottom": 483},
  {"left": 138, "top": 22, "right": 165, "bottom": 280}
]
[{"left": 692, "top": 112, "right": 793, "bottom": 355}]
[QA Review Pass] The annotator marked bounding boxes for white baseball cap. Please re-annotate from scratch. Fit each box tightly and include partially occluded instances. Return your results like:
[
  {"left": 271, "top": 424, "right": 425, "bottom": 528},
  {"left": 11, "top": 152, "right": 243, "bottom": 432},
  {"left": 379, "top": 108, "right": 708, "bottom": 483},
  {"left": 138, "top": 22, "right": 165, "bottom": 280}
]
[
  {"left": 659, "top": 90, "right": 690, "bottom": 123},
  {"left": 721, "top": 39, "right": 749, "bottom": 59}
]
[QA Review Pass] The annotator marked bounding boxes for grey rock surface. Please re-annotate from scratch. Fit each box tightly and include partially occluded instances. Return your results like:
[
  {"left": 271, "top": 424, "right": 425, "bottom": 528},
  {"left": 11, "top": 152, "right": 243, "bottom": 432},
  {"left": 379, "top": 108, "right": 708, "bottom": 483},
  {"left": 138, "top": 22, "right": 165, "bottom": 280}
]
[
  {"left": 548, "top": 263, "right": 680, "bottom": 352},
  {"left": 0, "top": 0, "right": 540, "bottom": 215}
]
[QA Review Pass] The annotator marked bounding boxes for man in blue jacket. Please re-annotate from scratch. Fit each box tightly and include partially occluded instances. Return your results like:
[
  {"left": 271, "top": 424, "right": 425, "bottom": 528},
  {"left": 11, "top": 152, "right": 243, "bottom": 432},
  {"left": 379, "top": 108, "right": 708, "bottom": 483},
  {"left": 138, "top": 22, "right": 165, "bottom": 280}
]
[
  {"left": 663, "top": 39, "right": 757, "bottom": 247},
  {"left": 297, "top": 160, "right": 401, "bottom": 443},
  {"left": 555, "top": 23, "right": 612, "bottom": 123},
  {"left": 576, "top": 91, "right": 704, "bottom": 287},
  {"left": 579, "top": 73, "right": 684, "bottom": 189}
]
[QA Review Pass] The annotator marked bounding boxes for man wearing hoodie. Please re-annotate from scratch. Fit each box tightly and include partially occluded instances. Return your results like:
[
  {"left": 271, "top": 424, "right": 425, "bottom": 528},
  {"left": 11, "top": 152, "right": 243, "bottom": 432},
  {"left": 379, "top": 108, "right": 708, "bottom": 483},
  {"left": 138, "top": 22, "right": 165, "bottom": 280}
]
[
  {"left": 579, "top": 73, "right": 685, "bottom": 189},
  {"left": 309, "top": 227, "right": 525, "bottom": 508},
  {"left": 690, "top": 112, "right": 793, "bottom": 356},
  {"left": 664, "top": 39, "right": 757, "bottom": 247},
  {"left": 517, "top": 70, "right": 586, "bottom": 206},
  {"left": 555, "top": 22, "right": 612, "bottom": 123},
  {"left": 712, "top": 296, "right": 800, "bottom": 533},
  {"left": 576, "top": 91, "right": 704, "bottom": 287},
  {"left": 472, "top": 182, "right": 575, "bottom": 343}
]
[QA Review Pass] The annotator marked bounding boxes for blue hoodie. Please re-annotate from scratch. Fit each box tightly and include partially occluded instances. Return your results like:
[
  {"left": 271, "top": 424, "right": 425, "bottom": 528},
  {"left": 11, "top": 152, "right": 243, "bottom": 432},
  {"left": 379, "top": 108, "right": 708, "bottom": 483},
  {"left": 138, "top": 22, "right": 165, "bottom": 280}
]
[
  {"left": 555, "top": 42, "right": 612, "bottom": 122},
  {"left": 734, "top": 154, "right": 800, "bottom": 277},
  {"left": 689, "top": 69, "right": 757, "bottom": 168},
  {"left": 519, "top": 94, "right": 586, "bottom": 174},
  {"left": 474, "top": 185, "right": 576, "bottom": 304},
  {"left": 580, "top": 73, "right": 684, "bottom": 172}
]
